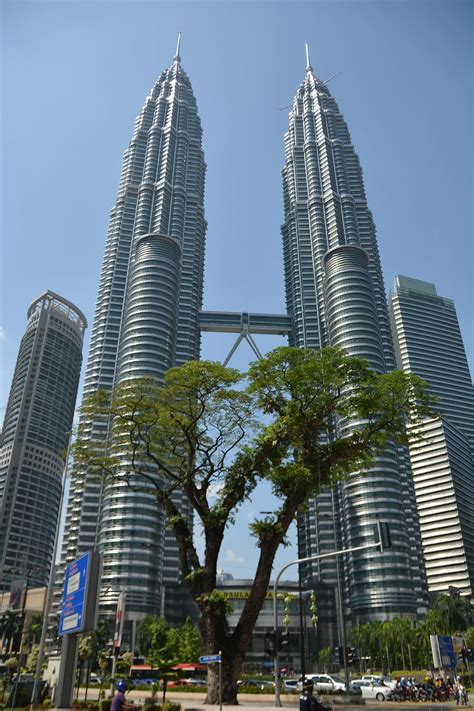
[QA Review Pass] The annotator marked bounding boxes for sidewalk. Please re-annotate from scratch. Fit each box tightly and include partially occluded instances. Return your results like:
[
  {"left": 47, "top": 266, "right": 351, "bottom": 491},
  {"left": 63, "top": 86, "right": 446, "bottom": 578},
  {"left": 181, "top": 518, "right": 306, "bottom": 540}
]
[{"left": 54, "top": 688, "right": 474, "bottom": 710}]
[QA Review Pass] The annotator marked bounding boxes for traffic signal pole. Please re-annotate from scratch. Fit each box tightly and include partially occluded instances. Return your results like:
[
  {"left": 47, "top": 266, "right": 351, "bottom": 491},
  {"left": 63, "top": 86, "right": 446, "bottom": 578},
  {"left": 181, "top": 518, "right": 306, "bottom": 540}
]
[{"left": 273, "top": 526, "right": 389, "bottom": 707}]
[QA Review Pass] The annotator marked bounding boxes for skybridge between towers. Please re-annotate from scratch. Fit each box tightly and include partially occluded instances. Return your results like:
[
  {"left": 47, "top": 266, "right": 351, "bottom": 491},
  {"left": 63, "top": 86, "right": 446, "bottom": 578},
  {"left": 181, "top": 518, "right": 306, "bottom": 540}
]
[{"left": 198, "top": 310, "right": 292, "bottom": 365}]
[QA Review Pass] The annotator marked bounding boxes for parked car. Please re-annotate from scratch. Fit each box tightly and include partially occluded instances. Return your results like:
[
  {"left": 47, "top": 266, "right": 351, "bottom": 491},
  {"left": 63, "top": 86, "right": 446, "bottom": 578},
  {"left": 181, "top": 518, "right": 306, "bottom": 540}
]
[
  {"left": 89, "top": 673, "right": 102, "bottom": 685},
  {"left": 185, "top": 678, "right": 207, "bottom": 687},
  {"left": 168, "top": 679, "right": 195, "bottom": 688},
  {"left": 303, "top": 674, "right": 346, "bottom": 692},
  {"left": 347, "top": 680, "right": 363, "bottom": 695},
  {"left": 283, "top": 678, "right": 300, "bottom": 691},
  {"left": 237, "top": 679, "right": 275, "bottom": 690}
]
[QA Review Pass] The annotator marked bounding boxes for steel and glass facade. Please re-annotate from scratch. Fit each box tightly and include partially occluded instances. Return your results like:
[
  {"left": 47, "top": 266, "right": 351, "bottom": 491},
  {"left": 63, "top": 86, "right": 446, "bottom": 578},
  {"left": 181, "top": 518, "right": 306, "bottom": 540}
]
[
  {"left": 60, "top": 44, "right": 206, "bottom": 625},
  {"left": 282, "top": 60, "right": 427, "bottom": 629},
  {"left": 389, "top": 276, "right": 474, "bottom": 595},
  {"left": 0, "top": 292, "right": 86, "bottom": 592}
]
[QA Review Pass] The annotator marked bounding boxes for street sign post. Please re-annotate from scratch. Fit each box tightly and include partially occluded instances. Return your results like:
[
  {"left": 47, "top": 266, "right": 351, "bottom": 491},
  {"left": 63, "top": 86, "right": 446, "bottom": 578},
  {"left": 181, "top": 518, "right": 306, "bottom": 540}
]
[
  {"left": 199, "top": 654, "right": 221, "bottom": 664},
  {"left": 59, "top": 552, "right": 91, "bottom": 635},
  {"left": 56, "top": 550, "right": 101, "bottom": 708},
  {"left": 198, "top": 652, "right": 222, "bottom": 711}
]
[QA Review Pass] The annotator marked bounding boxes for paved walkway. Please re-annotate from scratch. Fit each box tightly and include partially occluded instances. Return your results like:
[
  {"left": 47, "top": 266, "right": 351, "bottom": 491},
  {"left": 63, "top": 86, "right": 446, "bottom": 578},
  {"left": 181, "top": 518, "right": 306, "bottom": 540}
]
[{"left": 56, "top": 689, "right": 473, "bottom": 710}]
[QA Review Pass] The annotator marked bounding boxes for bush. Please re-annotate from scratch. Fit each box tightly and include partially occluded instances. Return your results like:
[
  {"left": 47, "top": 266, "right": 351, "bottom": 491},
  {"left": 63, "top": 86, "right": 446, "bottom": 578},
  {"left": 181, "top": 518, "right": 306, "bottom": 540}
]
[
  {"left": 318, "top": 688, "right": 345, "bottom": 695},
  {"left": 237, "top": 686, "right": 273, "bottom": 695},
  {"left": 144, "top": 702, "right": 180, "bottom": 711},
  {"left": 98, "top": 700, "right": 112, "bottom": 711}
]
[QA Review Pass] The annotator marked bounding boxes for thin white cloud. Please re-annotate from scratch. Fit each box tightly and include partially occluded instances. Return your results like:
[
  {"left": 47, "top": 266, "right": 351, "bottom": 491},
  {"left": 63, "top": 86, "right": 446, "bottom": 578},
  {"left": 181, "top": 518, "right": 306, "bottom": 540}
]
[
  {"left": 0, "top": 326, "right": 6, "bottom": 340},
  {"left": 225, "top": 548, "right": 245, "bottom": 565}
]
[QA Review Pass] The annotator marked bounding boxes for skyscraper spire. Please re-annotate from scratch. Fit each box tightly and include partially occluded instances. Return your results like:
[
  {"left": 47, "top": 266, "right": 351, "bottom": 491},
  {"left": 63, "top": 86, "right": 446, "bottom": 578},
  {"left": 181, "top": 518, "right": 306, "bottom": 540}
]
[
  {"left": 305, "top": 42, "right": 313, "bottom": 72},
  {"left": 174, "top": 31, "right": 181, "bottom": 62}
]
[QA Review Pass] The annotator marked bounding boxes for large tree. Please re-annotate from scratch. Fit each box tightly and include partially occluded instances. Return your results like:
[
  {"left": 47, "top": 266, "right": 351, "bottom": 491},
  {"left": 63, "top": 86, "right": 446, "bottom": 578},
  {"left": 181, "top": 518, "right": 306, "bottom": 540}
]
[{"left": 74, "top": 346, "right": 433, "bottom": 703}]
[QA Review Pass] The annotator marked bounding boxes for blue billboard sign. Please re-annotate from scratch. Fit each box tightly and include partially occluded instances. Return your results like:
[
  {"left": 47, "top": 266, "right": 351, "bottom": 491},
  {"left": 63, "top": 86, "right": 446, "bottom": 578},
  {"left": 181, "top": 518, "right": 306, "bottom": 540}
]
[{"left": 59, "top": 552, "right": 91, "bottom": 635}]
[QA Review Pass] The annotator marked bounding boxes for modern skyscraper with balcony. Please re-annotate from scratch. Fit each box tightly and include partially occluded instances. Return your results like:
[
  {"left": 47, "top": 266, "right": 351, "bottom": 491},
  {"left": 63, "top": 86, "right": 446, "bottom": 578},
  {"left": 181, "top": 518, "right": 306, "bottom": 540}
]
[
  {"left": 0, "top": 291, "right": 86, "bottom": 592},
  {"left": 282, "top": 50, "right": 427, "bottom": 631},
  {"left": 60, "top": 38, "right": 206, "bottom": 626},
  {"left": 389, "top": 275, "right": 474, "bottom": 595}
]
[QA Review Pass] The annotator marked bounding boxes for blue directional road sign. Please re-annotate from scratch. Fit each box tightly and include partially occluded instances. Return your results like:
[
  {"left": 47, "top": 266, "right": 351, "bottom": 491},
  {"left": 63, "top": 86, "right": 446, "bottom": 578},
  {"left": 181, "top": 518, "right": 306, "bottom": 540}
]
[
  {"left": 199, "top": 654, "right": 221, "bottom": 664},
  {"left": 59, "top": 552, "right": 91, "bottom": 635},
  {"left": 438, "top": 635, "right": 457, "bottom": 669}
]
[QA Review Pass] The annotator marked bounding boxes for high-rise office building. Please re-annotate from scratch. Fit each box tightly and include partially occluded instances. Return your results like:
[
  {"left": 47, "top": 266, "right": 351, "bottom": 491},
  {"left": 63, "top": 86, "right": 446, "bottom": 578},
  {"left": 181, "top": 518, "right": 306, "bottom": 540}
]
[
  {"left": 389, "top": 275, "right": 474, "bottom": 595},
  {"left": 60, "top": 38, "right": 206, "bottom": 627},
  {"left": 0, "top": 291, "right": 86, "bottom": 592},
  {"left": 282, "top": 50, "right": 427, "bottom": 632}
]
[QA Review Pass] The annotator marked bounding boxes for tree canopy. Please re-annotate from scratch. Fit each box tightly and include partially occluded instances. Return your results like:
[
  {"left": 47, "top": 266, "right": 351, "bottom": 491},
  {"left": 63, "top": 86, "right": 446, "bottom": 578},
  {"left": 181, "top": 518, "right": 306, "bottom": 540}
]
[{"left": 74, "top": 345, "right": 435, "bottom": 703}]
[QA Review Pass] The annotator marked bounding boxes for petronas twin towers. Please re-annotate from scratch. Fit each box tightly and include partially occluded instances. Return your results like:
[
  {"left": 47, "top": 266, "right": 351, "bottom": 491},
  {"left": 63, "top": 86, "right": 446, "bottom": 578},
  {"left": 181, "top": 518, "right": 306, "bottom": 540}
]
[{"left": 61, "top": 39, "right": 427, "bottom": 639}]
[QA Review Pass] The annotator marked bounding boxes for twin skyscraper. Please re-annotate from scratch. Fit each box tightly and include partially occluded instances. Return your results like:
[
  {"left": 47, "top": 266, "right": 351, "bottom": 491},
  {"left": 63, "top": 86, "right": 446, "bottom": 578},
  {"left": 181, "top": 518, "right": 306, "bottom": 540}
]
[
  {"left": 60, "top": 39, "right": 427, "bottom": 637},
  {"left": 2, "top": 39, "right": 473, "bottom": 646}
]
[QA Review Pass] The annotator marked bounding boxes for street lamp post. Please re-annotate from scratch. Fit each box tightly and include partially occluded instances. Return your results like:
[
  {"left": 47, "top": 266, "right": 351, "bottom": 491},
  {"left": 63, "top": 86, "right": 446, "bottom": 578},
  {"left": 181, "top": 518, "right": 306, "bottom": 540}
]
[{"left": 273, "top": 527, "right": 388, "bottom": 707}]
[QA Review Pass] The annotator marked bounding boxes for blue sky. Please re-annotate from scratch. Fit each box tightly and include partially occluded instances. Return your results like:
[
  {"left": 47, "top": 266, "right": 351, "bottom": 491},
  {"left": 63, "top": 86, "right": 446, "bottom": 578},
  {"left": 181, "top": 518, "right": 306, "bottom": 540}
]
[{"left": 1, "top": 0, "right": 472, "bottom": 580}]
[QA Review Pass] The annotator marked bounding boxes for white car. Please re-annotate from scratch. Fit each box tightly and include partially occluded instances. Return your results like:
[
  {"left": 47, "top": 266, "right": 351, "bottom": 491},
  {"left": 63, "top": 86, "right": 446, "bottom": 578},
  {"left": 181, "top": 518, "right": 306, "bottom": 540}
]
[
  {"left": 304, "top": 674, "right": 346, "bottom": 692},
  {"left": 360, "top": 675, "right": 396, "bottom": 689},
  {"left": 358, "top": 680, "right": 392, "bottom": 701}
]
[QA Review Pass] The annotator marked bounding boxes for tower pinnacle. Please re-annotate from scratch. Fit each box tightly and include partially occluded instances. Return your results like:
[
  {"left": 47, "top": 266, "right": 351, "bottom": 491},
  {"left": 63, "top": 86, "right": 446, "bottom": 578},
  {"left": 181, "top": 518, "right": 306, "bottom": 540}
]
[
  {"left": 305, "top": 42, "right": 313, "bottom": 73},
  {"left": 174, "top": 32, "right": 181, "bottom": 62}
]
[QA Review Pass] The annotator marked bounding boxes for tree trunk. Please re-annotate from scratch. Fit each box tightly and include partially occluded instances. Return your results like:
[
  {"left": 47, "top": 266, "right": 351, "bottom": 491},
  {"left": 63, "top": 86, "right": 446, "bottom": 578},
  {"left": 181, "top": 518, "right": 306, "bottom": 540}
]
[{"left": 205, "top": 656, "right": 243, "bottom": 705}]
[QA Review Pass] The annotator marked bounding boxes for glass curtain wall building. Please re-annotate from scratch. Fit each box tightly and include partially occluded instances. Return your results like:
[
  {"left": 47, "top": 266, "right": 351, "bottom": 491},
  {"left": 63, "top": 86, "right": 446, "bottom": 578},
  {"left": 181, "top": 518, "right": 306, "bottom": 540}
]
[
  {"left": 282, "top": 53, "right": 427, "bottom": 636},
  {"left": 59, "top": 40, "right": 206, "bottom": 628},
  {"left": 389, "top": 275, "right": 474, "bottom": 596},
  {"left": 0, "top": 291, "right": 86, "bottom": 592}
]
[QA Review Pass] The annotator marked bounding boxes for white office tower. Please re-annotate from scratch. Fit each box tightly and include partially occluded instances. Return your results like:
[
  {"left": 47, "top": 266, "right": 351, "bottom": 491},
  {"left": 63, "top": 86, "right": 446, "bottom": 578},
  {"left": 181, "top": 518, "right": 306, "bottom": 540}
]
[
  {"left": 282, "top": 50, "right": 428, "bottom": 640},
  {"left": 390, "top": 275, "right": 474, "bottom": 596},
  {"left": 59, "top": 38, "right": 206, "bottom": 633},
  {"left": 0, "top": 292, "right": 85, "bottom": 592}
]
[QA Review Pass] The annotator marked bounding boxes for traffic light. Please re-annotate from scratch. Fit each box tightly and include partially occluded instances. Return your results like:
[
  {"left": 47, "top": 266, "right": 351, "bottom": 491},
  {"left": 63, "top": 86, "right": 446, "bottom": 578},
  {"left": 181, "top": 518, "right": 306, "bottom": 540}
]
[
  {"left": 374, "top": 521, "right": 391, "bottom": 552},
  {"left": 333, "top": 647, "right": 344, "bottom": 667},
  {"left": 346, "top": 647, "right": 358, "bottom": 666},
  {"left": 278, "top": 630, "right": 290, "bottom": 652},
  {"left": 265, "top": 631, "right": 276, "bottom": 657}
]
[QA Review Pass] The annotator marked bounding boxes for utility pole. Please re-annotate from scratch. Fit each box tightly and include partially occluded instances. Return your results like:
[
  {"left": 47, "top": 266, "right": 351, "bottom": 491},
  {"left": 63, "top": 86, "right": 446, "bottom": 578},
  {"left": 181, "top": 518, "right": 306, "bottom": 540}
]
[{"left": 31, "top": 435, "right": 72, "bottom": 706}]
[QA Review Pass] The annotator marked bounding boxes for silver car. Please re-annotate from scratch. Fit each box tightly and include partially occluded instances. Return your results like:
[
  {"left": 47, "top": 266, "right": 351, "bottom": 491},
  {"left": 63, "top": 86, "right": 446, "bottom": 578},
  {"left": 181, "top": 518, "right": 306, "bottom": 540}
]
[{"left": 304, "top": 674, "right": 346, "bottom": 692}]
